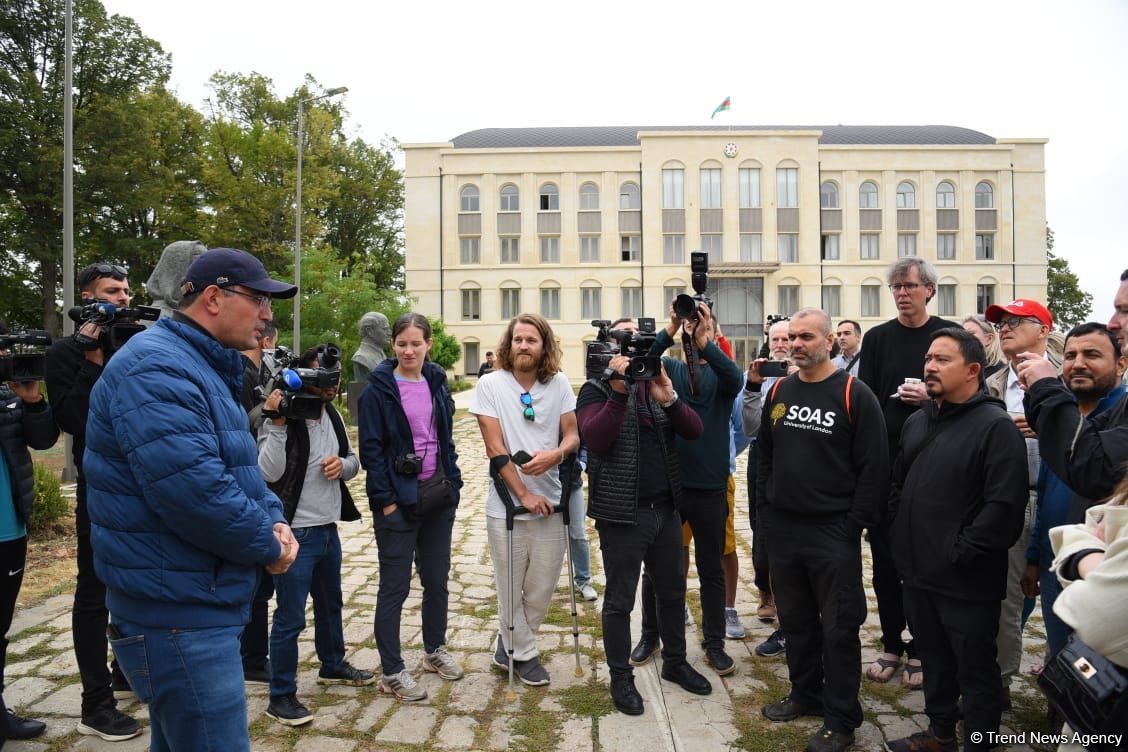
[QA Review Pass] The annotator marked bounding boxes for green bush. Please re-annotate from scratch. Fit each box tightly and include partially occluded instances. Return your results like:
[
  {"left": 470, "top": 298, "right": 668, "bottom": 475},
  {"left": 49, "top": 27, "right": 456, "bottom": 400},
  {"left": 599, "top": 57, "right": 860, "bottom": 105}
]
[
  {"left": 30, "top": 462, "right": 68, "bottom": 534},
  {"left": 449, "top": 379, "right": 473, "bottom": 393}
]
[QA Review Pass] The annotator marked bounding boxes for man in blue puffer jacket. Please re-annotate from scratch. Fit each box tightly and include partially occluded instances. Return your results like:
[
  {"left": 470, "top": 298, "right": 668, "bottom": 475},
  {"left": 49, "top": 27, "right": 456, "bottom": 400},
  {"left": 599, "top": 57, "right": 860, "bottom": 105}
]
[{"left": 85, "top": 248, "right": 300, "bottom": 752}]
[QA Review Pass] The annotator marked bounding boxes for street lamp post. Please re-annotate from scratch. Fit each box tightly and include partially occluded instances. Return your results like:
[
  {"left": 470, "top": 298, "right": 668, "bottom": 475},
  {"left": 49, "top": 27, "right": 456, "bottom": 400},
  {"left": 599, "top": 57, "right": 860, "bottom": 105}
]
[{"left": 293, "top": 85, "right": 348, "bottom": 352}]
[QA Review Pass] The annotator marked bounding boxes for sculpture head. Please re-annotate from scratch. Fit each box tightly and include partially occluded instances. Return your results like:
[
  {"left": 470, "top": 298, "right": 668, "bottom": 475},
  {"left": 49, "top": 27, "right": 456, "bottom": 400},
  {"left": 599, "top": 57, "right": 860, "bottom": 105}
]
[
  {"left": 359, "top": 312, "right": 391, "bottom": 349},
  {"left": 146, "top": 240, "right": 208, "bottom": 313}
]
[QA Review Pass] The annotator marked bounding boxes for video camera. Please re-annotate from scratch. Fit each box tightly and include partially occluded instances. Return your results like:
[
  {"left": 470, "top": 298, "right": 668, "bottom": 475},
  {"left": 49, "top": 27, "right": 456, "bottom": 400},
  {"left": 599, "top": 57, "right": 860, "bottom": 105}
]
[
  {"left": 586, "top": 318, "right": 661, "bottom": 382},
  {"left": 260, "top": 343, "right": 342, "bottom": 421},
  {"left": 673, "top": 251, "right": 714, "bottom": 321},
  {"left": 0, "top": 330, "right": 52, "bottom": 383},
  {"left": 67, "top": 301, "right": 160, "bottom": 351}
]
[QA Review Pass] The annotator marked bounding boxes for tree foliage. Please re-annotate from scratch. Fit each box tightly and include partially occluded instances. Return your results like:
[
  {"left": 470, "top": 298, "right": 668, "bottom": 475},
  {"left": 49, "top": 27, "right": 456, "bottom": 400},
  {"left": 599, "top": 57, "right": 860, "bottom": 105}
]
[
  {"left": 1045, "top": 224, "right": 1092, "bottom": 330},
  {"left": 427, "top": 317, "right": 461, "bottom": 371}
]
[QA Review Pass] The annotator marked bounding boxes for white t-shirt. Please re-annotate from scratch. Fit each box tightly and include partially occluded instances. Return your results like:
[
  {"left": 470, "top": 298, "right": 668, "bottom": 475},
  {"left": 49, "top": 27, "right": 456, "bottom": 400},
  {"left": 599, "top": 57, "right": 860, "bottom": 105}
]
[{"left": 470, "top": 369, "right": 576, "bottom": 519}]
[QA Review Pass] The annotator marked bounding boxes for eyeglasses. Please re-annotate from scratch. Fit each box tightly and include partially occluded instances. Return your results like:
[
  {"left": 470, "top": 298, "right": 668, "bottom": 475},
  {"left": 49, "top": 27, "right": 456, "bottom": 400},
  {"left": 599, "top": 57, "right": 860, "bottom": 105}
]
[
  {"left": 993, "top": 316, "right": 1039, "bottom": 332},
  {"left": 519, "top": 391, "right": 535, "bottom": 421},
  {"left": 888, "top": 283, "right": 922, "bottom": 292},
  {"left": 223, "top": 288, "right": 272, "bottom": 310}
]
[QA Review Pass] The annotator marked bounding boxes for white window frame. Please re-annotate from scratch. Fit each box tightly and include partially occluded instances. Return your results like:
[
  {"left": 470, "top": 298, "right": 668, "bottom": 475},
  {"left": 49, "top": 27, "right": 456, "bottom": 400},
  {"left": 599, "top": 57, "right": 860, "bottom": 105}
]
[
  {"left": 663, "top": 234, "right": 684, "bottom": 264},
  {"left": 500, "top": 236, "right": 520, "bottom": 264},
  {"left": 581, "top": 286, "right": 601, "bottom": 320},
  {"left": 778, "top": 234, "right": 798, "bottom": 263},
  {"left": 778, "top": 285, "right": 799, "bottom": 316},
  {"left": 460, "top": 185, "right": 479, "bottom": 212},
  {"left": 822, "top": 286, "right": 841, "bottom": 317},
  {"left": 700, "top": 168, "right": 721, "bottom": 209},
  {"left": 461, "top": 289, "right": 481, "bottom": 321},
  {"left": 459, "top": 237, "right": 479, "bottom": 264},
  {"left": 859, "top": 181, "right": 879, "bottom": 209},
  {"left": 621, "top": 235, "right": 640, "bottom": 262},
  {"left": 539, "top": 183, "right": 559, "bottom": 211},
  {"left": 621, "top": 286, "right": 642, "bottom": 318},
  {"left": 776, "top": 168, "right": 798, "bottom": 208},
  {"left": 821, "top": 233, "right": 840, "bottom": 261},
  {"left": 897, "top": 233, "right": 917, "bottom": 258},
  {"left": 820, "top": 181, "right": 839, "bottom": 209},
  {"left": 936, "top": 181, "right": 956, "bottom": 209},
  {"left": 739, "top": 168, "right": 761, "bottom": 208},
  {"left": 975, "top": 181, "right": 994, "bottom": 209},
  {"left": 936, "top": 233, "right": 956, "bottom": 260},
  {"left": 540, "top": 236, "right": 560, "bottom": 263},
  {"left": 975, "top": 233, "right": 995, "bottom": 260},
  {"left": 860, "top": 234, "right": 880, "bottom": 260},
  {"left": 500, "top": 287, "right": 521, "bottom": 319},
  {"left": 580, "top": 236, "right": 600, "bottom": 263},
  {"left": 579, "top": 182, "right": 600, "bottom": 211},
  {"left": 938, "top": 284, "right": 956, "bottom": 317},
  {"left": 740, "top": 233, "right": 761, "bottom": 262},
  {"left": 540, "top": 287, "right": 560, "bottom": 319},
  {"left": 702, "top": 234, "right": 722, "bottom": 262},
  {"left": 662, "top": 169, "right": 684, "bottom": 209},
  {"left": 620, "top": 181, "right": 641, "bottom": 210},
  {"left": 861, "top": 285, "right": 881, "bottom": 317}
]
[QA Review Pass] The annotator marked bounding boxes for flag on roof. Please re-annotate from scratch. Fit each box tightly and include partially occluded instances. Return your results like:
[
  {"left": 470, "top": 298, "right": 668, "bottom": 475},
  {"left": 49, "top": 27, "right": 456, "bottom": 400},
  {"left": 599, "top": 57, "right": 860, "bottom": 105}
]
[{"left": 711, "top": 96, "right": 731, "bottom": 120}]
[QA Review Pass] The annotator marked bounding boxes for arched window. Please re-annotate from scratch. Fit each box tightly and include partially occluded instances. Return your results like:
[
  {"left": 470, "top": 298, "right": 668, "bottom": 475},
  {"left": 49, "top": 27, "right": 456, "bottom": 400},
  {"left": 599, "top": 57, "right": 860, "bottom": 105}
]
[
  {"left": 859, "top": 181, "right": 879, "bottom": 209},
  {"left": 820, "top": 181, "right": 839, "bottom": 209},
  {"left": 896, "top": 181, "right": 916, "bottom": 209},
  {"left": 459, "top": 185, "right": 479, "bottom": 212},
  {"left": 539, "top": 183, "right": 559, "bottom": 211},
  {"left": 936, "top": 181, "right": 956, "bottom": 209},
  {"left": 975, "top": 181, "right": 994, "bottom": 209},
  {"left": 579, "top": 182, "right": 599, "bottom": 211},
  {"left": 620, "top": 181, "right": 640, "bottom": 210},
  {"left": 499, "top": 184, "right": 519, "bottom": 212}
]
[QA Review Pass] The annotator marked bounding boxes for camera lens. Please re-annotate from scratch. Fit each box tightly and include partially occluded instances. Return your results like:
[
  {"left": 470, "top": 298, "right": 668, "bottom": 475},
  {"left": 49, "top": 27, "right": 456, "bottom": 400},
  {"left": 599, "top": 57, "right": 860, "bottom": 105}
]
[{"left": 674, "top": 294, "right": 698, "bottom": 319}]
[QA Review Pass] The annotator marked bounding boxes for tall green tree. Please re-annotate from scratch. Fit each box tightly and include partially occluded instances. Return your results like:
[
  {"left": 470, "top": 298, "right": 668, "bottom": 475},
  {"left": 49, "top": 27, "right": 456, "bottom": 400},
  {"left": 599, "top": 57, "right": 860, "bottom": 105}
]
[{"left": 1045, "top": 224, "right": 1092, "bottom": 330}]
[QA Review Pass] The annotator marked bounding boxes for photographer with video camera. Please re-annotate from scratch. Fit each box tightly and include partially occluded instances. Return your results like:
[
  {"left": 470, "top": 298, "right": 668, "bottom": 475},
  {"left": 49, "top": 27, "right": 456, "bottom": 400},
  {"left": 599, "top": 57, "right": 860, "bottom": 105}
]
[
  {"left": 0, "top": 320, "right": 59, "bottom": 742},
  {"left": 44, "top": 262, "right": 142, "bottom": 741},
  {"left": 578, "top": 317, "right": 712, "bottom": 714},
  {"left": 258, "top": 342, "right": 369, "bottom": 725}
]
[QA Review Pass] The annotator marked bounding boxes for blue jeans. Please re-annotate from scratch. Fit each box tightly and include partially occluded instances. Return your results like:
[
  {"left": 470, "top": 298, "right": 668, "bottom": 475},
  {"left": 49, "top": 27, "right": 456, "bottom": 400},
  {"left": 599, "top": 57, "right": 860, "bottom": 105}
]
[
  {"left": 567, "top": 485, "right": 592, "bottom": 589},
  {"left": 374, "top": 505, "right": 455, "bottom": 675},
  {"left": 270, "top": 523, "right": 346, "bottom": 698},
  {"left": 109, "top": 618, "right": 247, "bottom": 752},
  {"left": 1038, "top": 556, "right": 1071, "bottom": 658}
]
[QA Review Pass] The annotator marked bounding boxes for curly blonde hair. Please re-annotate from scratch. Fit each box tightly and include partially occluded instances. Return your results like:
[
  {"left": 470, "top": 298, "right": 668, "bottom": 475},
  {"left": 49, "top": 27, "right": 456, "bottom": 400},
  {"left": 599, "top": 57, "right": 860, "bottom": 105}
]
[{"left": 495, "top": 313, "right": 562, "bottom": 384}]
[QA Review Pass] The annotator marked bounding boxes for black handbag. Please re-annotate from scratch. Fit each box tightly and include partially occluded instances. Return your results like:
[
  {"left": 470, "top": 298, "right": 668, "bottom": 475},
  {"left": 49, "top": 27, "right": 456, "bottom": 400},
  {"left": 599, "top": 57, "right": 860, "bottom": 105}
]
[
  {"left": 412, "top": 471, "right": 456, "bottom": 519},
  {"left": 1038, "top": 633, "right": 1128, "bottom": 744}
]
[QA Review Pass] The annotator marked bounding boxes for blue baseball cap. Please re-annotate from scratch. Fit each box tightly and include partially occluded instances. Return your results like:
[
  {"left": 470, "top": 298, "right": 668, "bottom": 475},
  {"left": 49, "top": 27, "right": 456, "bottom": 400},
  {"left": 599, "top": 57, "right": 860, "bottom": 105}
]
[{"left": 180, "top": 248, "right": 298, "bottom": 299}]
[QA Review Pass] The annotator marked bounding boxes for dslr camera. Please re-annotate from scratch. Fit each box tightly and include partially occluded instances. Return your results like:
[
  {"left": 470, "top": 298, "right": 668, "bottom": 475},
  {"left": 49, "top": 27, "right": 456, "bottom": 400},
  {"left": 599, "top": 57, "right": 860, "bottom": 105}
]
[
  {"left": 586, "top": 318, "right": 661, "bottom": 382},
  {"left": 67, "top": 301, "right": 160, "bottom": 351},
  {"left": 0, "top": 330, "right": 52, "bottom": 382},
  {"left": 260, "top": 344, "right": 342, "bottom": 421},
  {"left": 394, "top": 453, "right": 423, "bottom": 476},
  {"left": 673, "top": 251, "right": 715, "bottom": 321}
]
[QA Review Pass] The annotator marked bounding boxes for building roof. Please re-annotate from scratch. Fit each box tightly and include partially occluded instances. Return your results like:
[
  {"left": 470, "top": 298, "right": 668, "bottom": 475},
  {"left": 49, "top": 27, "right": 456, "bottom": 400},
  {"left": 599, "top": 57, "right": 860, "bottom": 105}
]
[{"left": 450, "top": 125, "right": 996, "bottom": 149}]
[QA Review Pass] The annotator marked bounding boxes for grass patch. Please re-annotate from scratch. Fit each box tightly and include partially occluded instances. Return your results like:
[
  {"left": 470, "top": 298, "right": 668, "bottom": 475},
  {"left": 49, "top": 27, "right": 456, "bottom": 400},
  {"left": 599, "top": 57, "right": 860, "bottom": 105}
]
[
  {"left": 859, "top": 675, "right": 912, "bottom": 717},
  {"left": 557, "top": 679, "right": 614, "bottom": 718},
  {"left": 459, "top": 600, "right": 498, "bottom": 621},
  {"left": 507, "top": 686, "right": 561, "bottom": 752},
  {"left": 730, "top": 662, "right": 818, "bottom": 752}
]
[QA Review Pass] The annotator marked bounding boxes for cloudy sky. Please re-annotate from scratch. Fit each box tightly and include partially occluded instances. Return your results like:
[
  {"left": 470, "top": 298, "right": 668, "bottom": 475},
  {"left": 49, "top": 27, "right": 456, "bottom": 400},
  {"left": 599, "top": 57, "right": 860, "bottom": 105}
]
[{"left": 102, "top": 0, "right": 1127, "bottom": 319}]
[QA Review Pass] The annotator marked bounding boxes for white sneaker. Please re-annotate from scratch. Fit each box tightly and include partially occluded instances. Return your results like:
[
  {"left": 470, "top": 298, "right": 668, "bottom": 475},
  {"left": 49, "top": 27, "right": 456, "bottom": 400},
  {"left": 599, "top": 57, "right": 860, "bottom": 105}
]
[
  {"left": 577, "top": 583, "right": 598, "bottom": 601},
  {"left": 379, "top": 669, "right": 428, "bottom": 701},
  {"left": 724, "top": 607, "right": 746, "bottom": 639}
]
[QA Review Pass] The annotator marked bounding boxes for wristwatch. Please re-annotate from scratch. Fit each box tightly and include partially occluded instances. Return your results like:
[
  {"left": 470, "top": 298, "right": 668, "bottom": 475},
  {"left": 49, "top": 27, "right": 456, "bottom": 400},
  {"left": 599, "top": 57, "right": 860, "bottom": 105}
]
[{"left": 659, "top": 390, "right": 678, "bottom": 409}]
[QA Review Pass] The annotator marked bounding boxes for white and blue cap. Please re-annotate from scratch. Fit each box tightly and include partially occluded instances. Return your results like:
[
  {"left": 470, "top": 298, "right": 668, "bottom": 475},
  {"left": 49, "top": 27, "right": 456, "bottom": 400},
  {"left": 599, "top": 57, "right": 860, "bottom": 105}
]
[{"left": 180, "top": 248, "right": 298, "bottom": 299}]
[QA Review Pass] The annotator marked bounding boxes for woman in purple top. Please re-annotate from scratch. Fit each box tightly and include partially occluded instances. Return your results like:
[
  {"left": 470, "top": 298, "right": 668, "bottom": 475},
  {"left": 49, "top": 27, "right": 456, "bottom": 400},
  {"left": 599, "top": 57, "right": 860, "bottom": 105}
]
[{"left": 357, "top": 313, "right": 464, "bottom": 701}]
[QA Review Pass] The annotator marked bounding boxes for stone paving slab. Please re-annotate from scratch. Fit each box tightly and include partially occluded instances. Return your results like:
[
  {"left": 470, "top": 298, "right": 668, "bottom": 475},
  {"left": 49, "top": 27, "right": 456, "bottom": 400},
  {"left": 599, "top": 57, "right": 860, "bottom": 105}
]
[{"left": 5, "top": 409, "right": 1057, "bottom": 750}]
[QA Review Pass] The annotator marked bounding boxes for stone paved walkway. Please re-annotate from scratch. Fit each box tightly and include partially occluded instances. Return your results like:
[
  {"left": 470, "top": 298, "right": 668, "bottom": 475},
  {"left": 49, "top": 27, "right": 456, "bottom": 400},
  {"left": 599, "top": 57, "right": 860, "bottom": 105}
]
[{"left": 6, "top": 399, "right": 1054, "bottom": 751}]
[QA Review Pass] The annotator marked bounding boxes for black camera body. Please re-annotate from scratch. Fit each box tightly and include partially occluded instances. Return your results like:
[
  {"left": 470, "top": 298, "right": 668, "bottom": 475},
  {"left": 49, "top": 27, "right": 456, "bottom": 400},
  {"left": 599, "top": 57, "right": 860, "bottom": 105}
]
[
  {"left": 259, "top": 343, "right": 342, "bottom": 421},
  {"left": 394, "top": 453, "right": 424, "bottom": 476},
  {"left": 673, "top": 251, "right": 715, "bottom": 321},
  {"left": 0, "top": 330, "right": 52, "bottom": 383},
  {"left": 586, "top": 318, "right": 661, "bottom": 382},
  {"left": 67, "top": 301, "right": 160, "bottom": 351}
]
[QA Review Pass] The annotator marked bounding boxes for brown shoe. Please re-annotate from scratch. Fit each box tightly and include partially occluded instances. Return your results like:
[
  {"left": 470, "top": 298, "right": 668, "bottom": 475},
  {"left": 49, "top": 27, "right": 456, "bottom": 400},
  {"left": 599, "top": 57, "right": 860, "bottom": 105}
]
[{"left": 756, "top": 590, "right": 777, "bottom": 622}]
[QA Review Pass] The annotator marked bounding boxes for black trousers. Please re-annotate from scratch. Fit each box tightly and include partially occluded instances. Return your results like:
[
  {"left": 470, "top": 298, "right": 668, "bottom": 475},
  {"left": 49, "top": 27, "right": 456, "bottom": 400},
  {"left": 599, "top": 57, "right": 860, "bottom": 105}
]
[
  {"left": 903, "top": 586, "right": 1003, "bottom": 751},
  {"left": 869, "top": 515, "right": 917, "bottom": 659},
  {"left": 596, "top": 504, "right": 687, "bottom": 680},
  {"left": 0, "top": 535, "right": 28, "bottom": 691},
  {"left": 73, "top": 482, "right": 117, "bottom": 714},
  {"left": 240, "top": 569, "right": 274, "bottom": 670},
  {"left": 764, "top": 508, "right": 866, "bottom": 734},
  {"left": 746, "top": 443, "right": 770, "bottom": 592}
]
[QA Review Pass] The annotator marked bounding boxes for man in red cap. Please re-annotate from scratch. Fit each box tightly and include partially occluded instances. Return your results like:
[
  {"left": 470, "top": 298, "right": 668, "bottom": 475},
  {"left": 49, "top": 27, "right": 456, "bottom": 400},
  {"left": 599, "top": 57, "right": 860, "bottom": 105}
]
[{"left": 982, "top": 297, "right": 1060, "bottom": 707}]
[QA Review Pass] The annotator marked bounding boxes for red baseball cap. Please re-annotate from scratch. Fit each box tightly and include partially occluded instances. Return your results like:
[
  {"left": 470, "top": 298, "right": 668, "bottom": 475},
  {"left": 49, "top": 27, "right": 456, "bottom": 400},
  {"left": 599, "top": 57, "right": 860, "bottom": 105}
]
[{"left": 984, "top": 298, "right": 1053, "bottom": 328}]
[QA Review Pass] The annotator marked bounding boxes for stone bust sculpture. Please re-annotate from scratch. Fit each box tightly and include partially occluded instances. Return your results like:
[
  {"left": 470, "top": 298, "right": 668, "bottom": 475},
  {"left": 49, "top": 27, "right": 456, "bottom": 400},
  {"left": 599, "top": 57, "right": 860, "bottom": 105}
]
[
  {"left": 147, "top": 240, "right": 208, "bottom": 317},
  {"left": 352, "top": 312, "right": 391, "bottom": 382}
]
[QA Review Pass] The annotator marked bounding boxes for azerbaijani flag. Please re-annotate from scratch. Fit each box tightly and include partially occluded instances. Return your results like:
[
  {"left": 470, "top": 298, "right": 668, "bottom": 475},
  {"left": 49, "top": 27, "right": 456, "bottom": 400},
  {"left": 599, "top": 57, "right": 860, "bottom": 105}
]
[{"left": 711, "top": 96, "right": 731, "bottom": 120}]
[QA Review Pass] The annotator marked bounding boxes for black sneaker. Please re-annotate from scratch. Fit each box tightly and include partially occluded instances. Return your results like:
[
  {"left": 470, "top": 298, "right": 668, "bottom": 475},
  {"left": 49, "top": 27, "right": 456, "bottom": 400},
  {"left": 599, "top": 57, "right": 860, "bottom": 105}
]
[
  {"left": 5, "top": 708, "right": 47, "bottom": 740},
  {"left": 629, "top": 636, "right": 660, "bottom": 666},
  {"left": 755, "top": 629, "right": 787, "bottom": 657},
  {"left": 806, "top": 725, "right": 855, "bottom": 752},
  {"left": 77, "top": 705, "right": 142, "bottom": 741},
  {"left": 762, "top": 697, "right": 824, "bottom": 722},
  {"left": 492, "top": 635, "right": 508, "bottom": 670},
  {"left": 266, "top": 693, "right": 314, "bottom": 726},
  {"left": 243, "top": 662, "right": 272, "bottom": 685},
  {"left": 110, "top": 666, "right": 134, "bottom": 700},
  {"left": 317, "top": 661, "right": 376, "bottom": 686},
  {"left": 705, "top": 647, "right": 736, "bottom": 676}
]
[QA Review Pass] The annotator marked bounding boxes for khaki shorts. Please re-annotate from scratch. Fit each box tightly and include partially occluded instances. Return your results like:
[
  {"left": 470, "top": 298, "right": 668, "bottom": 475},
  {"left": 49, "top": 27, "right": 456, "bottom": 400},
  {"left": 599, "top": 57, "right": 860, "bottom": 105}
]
[{"left": 682, "top": 474, "right": 737, "bottom": 555}]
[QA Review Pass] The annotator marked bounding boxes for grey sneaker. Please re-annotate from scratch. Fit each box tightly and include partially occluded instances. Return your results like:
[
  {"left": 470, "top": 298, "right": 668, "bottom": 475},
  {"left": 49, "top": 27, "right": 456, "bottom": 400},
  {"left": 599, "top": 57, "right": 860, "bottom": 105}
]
[
  {"left": 725, "top": 608, "right": 746, "bottom": 639},
  {"left": 514, "top": 657, "right": 550, "bottom": 686},
  {"left": 422, "top": 647, "right": 465, "bottom": 680},
  {"left": 577, "top": 583, "right": 598, "bottom": 601},
  {"left": 492, "top": 635, "right": 508, "bottom": 670},
  {"left": 379, "top": 669, "right": 428, "bottom": 701}
]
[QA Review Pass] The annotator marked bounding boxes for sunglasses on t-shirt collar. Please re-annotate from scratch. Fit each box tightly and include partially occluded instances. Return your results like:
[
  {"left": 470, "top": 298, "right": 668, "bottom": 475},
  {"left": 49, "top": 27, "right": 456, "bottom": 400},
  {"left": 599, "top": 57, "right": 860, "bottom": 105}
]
[{"left": 519, "top": 391, "right": 534, "bottom": 421}]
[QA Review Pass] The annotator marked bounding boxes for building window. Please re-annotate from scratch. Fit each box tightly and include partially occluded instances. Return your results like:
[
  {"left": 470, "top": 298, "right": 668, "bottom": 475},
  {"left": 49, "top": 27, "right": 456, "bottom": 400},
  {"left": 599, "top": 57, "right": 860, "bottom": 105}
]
[
  {"left": 620, "top": 181, "right": 640, "bottom": 210},
  {"left": 859, "top": 181, "right": 879, "bottom": 209},
  {"left": 740, "top": 234, "right": 761, "bottom": 261},
  {"left": 896, "top": 181, "right": 916, "bottom": 209},
  {"left": 821, "top": 234, "right": 840, "bottom": 260},
  {"left": 662, "top": 169, "right": 684, "bottom": 209},
  {"left": 776, "top": 168, "right": 798, "bottom": 208},
  {"left": 937, "top": 234, "right": 956, "bottom": 260},
  {"left": 702, "top": 234, "right": 722, "bottom": 262},
  {"left": 460, "top": 185, "right": 479, "bottom": 212},
  {"left": 663, "top": 285, "right": 685, "bottom": 308},
  {"left": 822, "top": 286, "right": 841, "bottom": 317},
  {"left": 540, "top": 287, "right": 560, "bottom": 319},
  {"left": 540, "top": 236, "right": 560, "bottom": 263},
  {"left": 663, "top": 234, "right": 684, "bottom": 264},
  {"left": 975, "top": 181, "right": 994, "bottom": 209},
  {"left": 938, "top": 284, "right": 956, "bottom": 317},
  {"left": 500, "top": 184, "right": 519, "bottom": 212},
  {"left": 581, "top": 287, "right": 601, "bottom": 320},
  {"left": 739, "top": 168, "right": 761, "bottom": 208},
  {"left": 539, "top": 183, "right": 559, "bottom": 211},
  {"left": 621, "top": 286, "right": 642, "bottom": 318},
  {"left": 897, "top": 233, "right": 917, "bottom": 258},
  {"left": 464, "top": 341, "right": 479, "bottom": 377},
  {"left": 975, "top": 233, "right": 994, "bottom": 260},
  {"left": 580, "top": 236, "right": 600, "bottom": 263},
  {"left": 820, "top": 181, "right": 838, "bottom": 209},
  {"left": 621, "top": 235, "right": 640, "bottom": 262},
  {"left": 461, "top": 289, "right": 480, "bottom": 321},
  {"left": 936, "top": 181, "right": 956, "bottom": 209},
  {"left": 861, "top": 285, "right": 881, "bottom": 317},
  {"left": 579, "top": 182, "right": 599, "bottom": 211},
  {"left": 778, "top": 234, "right": 798, "bottom": 263},
  {"left": 861, "top": 234, "right": 880, "bottom": 260},
  {"left": 500, "top": 236, "right": 520, "bottom": 264},
  {"left": 501, "top": 287, "right": 521, "bottom": 319},
  {"left": 977, "top": 283, "right": 996, "bottom": 313},
  {"left": 778, "top": 285, "right": 799, "bottom": 316},
  {"left": 459, "top": 237, "right": 480, "bottom": 264},
  {"left": 700, "top": 168, "right": 721, "bottom": 209}
]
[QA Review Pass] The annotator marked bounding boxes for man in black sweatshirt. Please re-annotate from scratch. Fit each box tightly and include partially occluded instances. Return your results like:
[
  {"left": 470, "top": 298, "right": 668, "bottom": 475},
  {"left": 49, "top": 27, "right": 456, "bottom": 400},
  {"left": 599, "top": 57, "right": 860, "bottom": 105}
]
[
  {"left": 756, "top": 308, "right": 889, "bottom": 752},
  {"left": 885, "top": 328, "right": 1028, "bottom": 752}
]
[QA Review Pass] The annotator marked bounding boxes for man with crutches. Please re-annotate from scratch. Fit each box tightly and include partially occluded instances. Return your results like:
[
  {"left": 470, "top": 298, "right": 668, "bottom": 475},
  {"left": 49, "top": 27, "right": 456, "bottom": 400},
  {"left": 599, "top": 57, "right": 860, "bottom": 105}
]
[{"left": 471, "top": 313, "right": 579, "bottom": 686}]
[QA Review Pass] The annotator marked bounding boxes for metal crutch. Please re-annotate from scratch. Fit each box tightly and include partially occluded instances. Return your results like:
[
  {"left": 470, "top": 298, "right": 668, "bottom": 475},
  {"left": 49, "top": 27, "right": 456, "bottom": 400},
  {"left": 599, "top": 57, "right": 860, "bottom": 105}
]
[
  {"left": 489, "top": 455, "right": 524, "bottom": 701},
  {"left": 557, "top": 453, "right": 584, "bottom": 678}
]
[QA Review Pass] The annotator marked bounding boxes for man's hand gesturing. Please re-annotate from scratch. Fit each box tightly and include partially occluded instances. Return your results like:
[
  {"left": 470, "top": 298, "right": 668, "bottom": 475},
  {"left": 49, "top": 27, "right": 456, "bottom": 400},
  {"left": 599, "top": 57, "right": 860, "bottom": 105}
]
[{"left": 266, "top": 523, "right": 299, "bottom": 574}]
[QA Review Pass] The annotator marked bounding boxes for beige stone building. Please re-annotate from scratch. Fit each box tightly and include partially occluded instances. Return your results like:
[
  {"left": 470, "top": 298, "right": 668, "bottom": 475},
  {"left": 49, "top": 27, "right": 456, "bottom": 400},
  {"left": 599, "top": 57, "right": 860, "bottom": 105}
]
[{"left": 402, "top": 125, "right": 1047, "bottom": 378}]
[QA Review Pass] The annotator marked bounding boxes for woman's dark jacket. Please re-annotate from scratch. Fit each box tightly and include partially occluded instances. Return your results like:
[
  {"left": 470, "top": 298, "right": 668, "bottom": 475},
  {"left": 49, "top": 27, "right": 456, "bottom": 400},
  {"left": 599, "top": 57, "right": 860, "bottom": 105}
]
[
  {"left": 357, "top": 359, "right": 462, "bottom": 512},
  {"left": 0, "top": 385, "right": 60, "bottom": 525}
]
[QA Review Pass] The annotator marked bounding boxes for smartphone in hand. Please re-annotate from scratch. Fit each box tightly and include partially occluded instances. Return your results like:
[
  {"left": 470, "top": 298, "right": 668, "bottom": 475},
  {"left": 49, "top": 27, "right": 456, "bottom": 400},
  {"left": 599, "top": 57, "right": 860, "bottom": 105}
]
[
  {"left": 759, "top": 361, "right": 789, "bottom": 378},
  {"left": 511, "top": 450, "right": 534, "bottom": 465}
]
